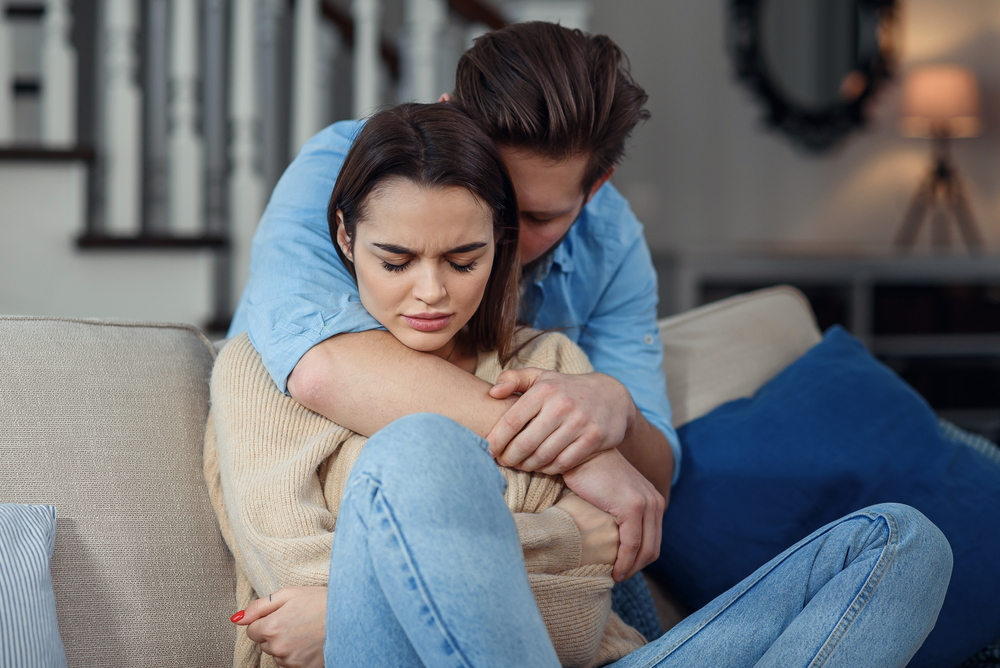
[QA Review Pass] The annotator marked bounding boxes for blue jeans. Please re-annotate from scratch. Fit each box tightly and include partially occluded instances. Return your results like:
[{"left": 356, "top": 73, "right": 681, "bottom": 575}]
[{"left": 325, "top": 414, "right": 953, "bottom": 668}]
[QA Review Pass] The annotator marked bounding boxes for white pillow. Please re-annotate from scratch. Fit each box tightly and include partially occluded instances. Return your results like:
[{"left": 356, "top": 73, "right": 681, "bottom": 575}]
[{"left": 0, "top": 504, "right": 67, "bottom": 668}]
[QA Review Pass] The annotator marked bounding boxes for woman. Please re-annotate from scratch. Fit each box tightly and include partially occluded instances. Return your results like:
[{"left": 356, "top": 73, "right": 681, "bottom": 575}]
[{"left": 206, "top": 104, "right": 952, "bottom": 668}]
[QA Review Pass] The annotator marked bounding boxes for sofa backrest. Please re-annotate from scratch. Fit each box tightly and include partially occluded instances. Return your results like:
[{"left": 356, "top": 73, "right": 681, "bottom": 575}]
[
  {"left": 658, "top": 285, "right": 823, "bottom": 427},
  {"left": 0, "top": 317, "right": 235, "bottom": 667}
]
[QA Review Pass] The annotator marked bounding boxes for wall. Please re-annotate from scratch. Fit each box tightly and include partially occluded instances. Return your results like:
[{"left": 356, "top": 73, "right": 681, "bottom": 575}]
[
  {"left": 590, "top": 0, "right": 1000, "bottom": 253},
  {"left": 0, "top": 163, "right": 214, "bottom": 324}
]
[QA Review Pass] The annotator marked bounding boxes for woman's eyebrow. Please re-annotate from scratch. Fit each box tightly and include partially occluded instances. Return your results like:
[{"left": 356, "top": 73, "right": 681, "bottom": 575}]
[{"left": 372, "top": 242, "right": 487, "bottom": 254}]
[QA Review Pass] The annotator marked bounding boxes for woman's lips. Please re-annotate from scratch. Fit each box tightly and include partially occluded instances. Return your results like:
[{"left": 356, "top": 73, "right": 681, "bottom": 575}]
[{"left": 402, "top": 314, "right": 452, "bottom": 332}]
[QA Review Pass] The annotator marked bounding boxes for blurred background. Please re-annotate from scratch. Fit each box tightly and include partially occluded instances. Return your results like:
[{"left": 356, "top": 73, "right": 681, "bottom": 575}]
[{"left": 1, "top": 0, "right": 998, "bottom": 438}]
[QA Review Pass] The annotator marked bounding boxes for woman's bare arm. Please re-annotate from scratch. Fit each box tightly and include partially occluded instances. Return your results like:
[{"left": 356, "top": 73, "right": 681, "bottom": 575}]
[{"left": 287, "top": 330, "right": 516, "bottom": 438}]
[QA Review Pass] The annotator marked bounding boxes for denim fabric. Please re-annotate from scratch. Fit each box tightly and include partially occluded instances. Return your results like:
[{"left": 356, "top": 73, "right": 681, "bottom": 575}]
[
  {"left": 325, "top": 414, "right": 560, "bottom": 668},
  {"left": 227, "top": 120, "right": 680, "bottom": 481},
  {"left": 611, "top": 573, "right": 664, "bottom": 642},
  {"left": 325, "top": 413, "right": 952, "bottom": 668}
]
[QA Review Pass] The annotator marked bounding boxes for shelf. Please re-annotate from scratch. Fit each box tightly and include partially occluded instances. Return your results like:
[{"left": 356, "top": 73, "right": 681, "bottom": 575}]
[
  {"left": 871, "top": 334, "right": 1000, "bottom": 357},
  {"left": 0, "top": 146, "right": 96, "bottom": 162},
  {"left": 76, "top": 233, "right": 228, "bottom": 250}
]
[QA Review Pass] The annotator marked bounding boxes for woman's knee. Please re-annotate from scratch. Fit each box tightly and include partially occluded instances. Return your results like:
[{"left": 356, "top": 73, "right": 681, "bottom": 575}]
[
  {"left": 354, "top": 413, "right": 498, "bottom": 486},
  {"left": 866, "top": 503, "right": 953, "bottom": 588}
]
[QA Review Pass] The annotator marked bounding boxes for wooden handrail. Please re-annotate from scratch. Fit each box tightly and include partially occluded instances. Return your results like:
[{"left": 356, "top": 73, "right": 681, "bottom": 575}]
[
  {"left": 319, "top": 0, "right": 506, "bottom": 81},
  {"left": 448, "top": 0, "right": 505, "bottom": 30}
]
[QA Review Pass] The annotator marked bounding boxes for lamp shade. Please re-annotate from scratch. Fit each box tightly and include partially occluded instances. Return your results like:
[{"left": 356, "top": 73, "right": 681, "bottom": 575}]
[{"left": 900, "top": 65, "right": 981, "bottom": 138}]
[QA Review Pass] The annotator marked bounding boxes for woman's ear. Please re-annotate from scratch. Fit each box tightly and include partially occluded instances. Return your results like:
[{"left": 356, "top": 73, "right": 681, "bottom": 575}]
[{"left": 335, "top": 211, "right": 353, "bottom": 261}]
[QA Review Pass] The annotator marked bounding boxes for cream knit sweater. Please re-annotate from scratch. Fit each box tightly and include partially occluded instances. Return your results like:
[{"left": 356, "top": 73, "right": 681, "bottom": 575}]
[{"left": 204, "top": 331, "right": 646, "bottom": 668}]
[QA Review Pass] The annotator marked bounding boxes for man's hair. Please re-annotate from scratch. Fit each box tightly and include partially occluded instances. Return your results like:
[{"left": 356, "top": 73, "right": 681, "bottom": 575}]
[
  {"left": 453, "top": 21, "right": 650, "bottom": 193},
  {"left": 328, "top": 103, "right": 520, "bottom": 364}
]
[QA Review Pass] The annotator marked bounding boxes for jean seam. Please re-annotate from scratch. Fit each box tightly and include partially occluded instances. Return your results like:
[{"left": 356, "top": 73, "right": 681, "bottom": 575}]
[
  {"left": 631, "top": 509, "right": 897, "bottom": 668},
  {"left": 807, "top": 510, "right": 898, "bottom": 668},
  {"left": 365, "top": 474, "right": 473, "bottom": 668}
]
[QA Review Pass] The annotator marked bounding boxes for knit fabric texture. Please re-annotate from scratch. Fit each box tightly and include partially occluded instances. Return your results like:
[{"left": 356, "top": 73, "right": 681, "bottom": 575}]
[{"left": 205, "top": 330, "right": 646, "bottom": 668}]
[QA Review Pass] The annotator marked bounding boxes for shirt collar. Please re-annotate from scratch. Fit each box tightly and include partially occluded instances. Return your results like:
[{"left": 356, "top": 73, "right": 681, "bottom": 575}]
[{"left": 523, "top": 231, "right": 575, "bottom": 285}]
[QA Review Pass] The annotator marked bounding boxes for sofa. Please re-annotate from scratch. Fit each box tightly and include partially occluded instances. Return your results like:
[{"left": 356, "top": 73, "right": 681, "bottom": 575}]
[{"left": 0, "top": 285, "right": 921, "bottom": 665}]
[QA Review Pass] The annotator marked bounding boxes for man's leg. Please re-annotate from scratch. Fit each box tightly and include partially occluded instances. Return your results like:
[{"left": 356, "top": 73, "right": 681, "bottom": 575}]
[
  {"left": 612, "top": 504, "right": 952, "bottom": 668},
  {"left": 325, "top": 413, "right": 560, "bottom": 668}
]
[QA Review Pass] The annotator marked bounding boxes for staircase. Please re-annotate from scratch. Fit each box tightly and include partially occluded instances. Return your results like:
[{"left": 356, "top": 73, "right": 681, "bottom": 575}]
[{"left": 0, "top": 0, "right": 589, "bottom": 333}]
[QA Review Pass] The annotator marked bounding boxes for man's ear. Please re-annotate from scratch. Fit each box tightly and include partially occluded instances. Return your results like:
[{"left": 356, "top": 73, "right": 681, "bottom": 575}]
[
  {"left": 438, "top": 93, "right": 452, "bottom": 103},
  {"left": 585, "top": 166, "right": 615, "bottom": 205},
  {"left": 335, "top": 211, "right": 353, "bottom": 261}
]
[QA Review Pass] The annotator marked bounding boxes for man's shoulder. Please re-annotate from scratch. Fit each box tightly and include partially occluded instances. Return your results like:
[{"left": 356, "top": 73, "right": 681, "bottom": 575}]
[{"left": 298, "top": 119, "right": 365, "bottom": 157}]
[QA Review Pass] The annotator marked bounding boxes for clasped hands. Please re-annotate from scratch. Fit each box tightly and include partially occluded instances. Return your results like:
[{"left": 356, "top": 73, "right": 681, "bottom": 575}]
[
  {"left": 241, "top": 368, "right": 665, "bottom": 668},
  {"left": 488, "top": 367, "right": 665, "bottom": 581}
]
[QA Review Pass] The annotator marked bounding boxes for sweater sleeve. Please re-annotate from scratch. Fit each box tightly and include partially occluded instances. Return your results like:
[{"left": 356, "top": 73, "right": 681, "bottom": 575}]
[
  {"left": 513, "top": 505, "right": 582, "bottom": 574},
  {"left": 207, "top": 334, "right": 355, "bottom": 595}
]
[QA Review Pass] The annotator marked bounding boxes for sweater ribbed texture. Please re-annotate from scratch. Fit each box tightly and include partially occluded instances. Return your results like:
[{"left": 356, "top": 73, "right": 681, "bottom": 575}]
[{"left": 205, "top": 330, "right": 646, "bottom": 668}]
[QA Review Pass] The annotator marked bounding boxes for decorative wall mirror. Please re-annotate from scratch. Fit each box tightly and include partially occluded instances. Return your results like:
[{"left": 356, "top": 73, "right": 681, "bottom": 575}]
[{"left": 728, "top": 0, "right": 899, "bottom": 152}]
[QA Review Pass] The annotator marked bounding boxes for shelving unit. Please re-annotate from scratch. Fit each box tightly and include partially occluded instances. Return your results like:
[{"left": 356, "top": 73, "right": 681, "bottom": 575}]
[{"left": 654, "top": 248, "right": 1000, "bottom": 441}]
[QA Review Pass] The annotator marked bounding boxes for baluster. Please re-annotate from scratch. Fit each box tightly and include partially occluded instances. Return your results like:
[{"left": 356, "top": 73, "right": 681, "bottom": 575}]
[
  {"left": 0, "top": 8, "right": 15, "bottom": 142},
  {"left": 144, "top": 0, "right": 169, "bottom": 233},
  {"left": 291, "top": 0, "right": 320, "bottom": 157},
  {"left": 203, "top": 0, "right": 230, "bottom": 321},
  {"left": 102, "top": 0, "right": 143, "bottom": 235},
  {"left": 168, "top": 0, "right": 204, "bottom": 234},
  {"left": 405, "top": 0, "right": 445, "bottom": 103},
  {"left": 258, "top": 0, "right": 289, "bottom": 194},
  {"left": 316, "top": 13, "right": 341, "bottom": 128},
  {"left": 351, "top": 0, "right": 381, "bottom": 118},
  {"left": 228, "top": 0, "right": 264, "bottom": 306},
  {"left": 40, "top": 0, "right": 77, "bottom": 146}
]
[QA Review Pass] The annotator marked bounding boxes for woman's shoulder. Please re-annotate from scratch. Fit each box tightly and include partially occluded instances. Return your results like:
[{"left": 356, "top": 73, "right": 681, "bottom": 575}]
[
  {"left": 211, "top": 332, "right": 275, "bottom": 394},
  {"left": 504, "top": 328, "right": 593, "bottom": 374}
]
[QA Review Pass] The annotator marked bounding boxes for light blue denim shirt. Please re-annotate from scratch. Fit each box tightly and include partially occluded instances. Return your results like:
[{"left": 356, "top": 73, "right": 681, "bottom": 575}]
[{"left": 229, "top": 120, "right": 681, "bottom": 482}]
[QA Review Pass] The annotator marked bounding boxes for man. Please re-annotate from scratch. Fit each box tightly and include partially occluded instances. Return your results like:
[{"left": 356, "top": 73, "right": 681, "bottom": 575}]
[{"left": 227, "top": 22, "right": 677, "bottom": 664}]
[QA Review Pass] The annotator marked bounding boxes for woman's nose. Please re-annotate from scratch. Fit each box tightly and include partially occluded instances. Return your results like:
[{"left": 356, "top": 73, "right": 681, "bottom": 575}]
[{"left": 413, "top": 265, "right": 447, "bottom": 305}]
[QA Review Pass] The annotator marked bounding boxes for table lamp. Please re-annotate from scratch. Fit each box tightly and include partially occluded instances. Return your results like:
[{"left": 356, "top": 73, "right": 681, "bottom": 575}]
[{"left": 896, "top": 65, "right": 984, "bottom": 252}]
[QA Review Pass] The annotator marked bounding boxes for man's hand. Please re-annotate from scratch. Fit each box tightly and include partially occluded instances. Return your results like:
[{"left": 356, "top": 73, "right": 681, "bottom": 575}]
[
  {"left": 488, "top": 369, "right": 635, "bottom": 474},
  {"left": 561, "top": 449, "right": 664, "bottom": 582},
  {"left": 234, "top": 586, "right": 327, "bottom": 668}
]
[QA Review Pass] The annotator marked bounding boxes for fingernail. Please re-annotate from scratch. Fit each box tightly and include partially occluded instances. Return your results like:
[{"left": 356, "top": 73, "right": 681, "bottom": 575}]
[
  {"left": 230, "top": 610, "right": 245, "bottom": 623},
  {"left": 494, "top": 381, "right": 505, "bottom": 388}
]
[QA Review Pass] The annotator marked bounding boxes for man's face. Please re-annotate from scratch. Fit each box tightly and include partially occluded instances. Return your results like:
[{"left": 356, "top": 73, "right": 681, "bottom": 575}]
[{"left": 500, "top": 148, "right": 602, "bottom": 267}]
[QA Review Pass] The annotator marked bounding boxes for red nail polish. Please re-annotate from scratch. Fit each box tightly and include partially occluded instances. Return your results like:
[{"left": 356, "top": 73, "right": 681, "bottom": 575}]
[{"left": 230, "top": 610, "right": 245, "bottom": 623}]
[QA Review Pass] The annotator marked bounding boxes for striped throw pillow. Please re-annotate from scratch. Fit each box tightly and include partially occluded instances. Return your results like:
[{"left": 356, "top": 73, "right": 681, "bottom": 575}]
[{"left": 0, "top": 504, "right": 66, "bottom": 668}]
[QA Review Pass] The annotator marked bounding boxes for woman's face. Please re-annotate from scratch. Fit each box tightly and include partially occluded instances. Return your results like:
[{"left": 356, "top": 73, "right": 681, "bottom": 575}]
[{"left": 337, "top": 178, "right": 496, "bottom": 360}]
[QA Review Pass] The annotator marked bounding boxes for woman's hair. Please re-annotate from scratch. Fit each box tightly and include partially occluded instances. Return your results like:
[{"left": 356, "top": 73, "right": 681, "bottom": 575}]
[
  {"left": 328, "top": 103, "right": 520, "bottom": 364},
  {"left": 453, "top": 22, "right": 649, "bottom": 195}
]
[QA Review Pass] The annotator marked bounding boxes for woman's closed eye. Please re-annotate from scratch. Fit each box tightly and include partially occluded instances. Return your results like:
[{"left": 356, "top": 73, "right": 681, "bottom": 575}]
[
  {"left": 381, "top": 259, "right": 411, "bottom": 273},
  {"left": 379, "top": 259, "right": 479, "bottom": 273}
]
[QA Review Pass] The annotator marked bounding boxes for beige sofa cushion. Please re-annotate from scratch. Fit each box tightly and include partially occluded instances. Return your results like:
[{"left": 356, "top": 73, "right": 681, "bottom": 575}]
[
  {"left": 659, "top": 286, "right": 823, "bottom": 427},
  {"left": 0, "top": 317, "right": 235, "bottom": 668}
]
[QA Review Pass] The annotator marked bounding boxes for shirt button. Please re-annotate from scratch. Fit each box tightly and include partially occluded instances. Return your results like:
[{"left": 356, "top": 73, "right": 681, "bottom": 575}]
[{"left": 644, "top": 334, "right": 654, "bottom": 345}]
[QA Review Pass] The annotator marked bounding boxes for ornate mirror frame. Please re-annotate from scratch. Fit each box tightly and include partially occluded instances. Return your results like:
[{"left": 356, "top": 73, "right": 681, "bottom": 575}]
[{"left": 728, "top": 0, "right": 900, "bottom": 152}]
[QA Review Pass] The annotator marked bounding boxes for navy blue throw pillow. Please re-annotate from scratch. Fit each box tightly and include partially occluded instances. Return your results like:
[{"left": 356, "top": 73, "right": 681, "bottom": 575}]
[{"left": 650, "top": 326, "right": 1000, "bottom": 668}]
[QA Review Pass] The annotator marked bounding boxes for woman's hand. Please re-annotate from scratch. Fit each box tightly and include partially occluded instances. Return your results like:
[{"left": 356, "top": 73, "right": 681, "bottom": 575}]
[
  {"left": 232, "top": 586, "right": 327, "bottom": 668},
  {"left": 561, "top": 449, "right": 664, "bottom": 581},
  {"left": 555, "top": 493, "right": 619, "bottom": 567}
]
